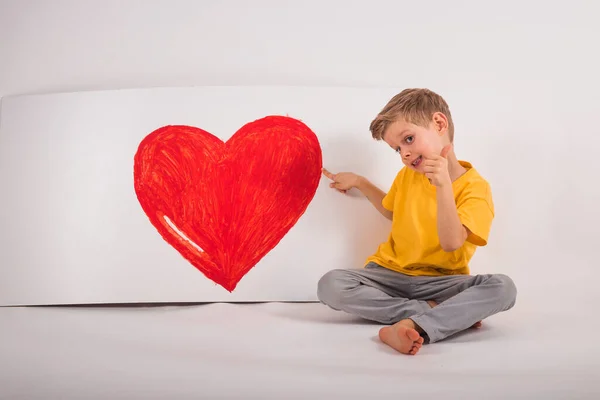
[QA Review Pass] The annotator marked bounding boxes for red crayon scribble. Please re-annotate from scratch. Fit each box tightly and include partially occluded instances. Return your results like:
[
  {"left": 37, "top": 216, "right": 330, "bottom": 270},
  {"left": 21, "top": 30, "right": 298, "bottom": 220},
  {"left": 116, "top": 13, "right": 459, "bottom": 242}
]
[{"left": 133, "top": 116, "right": 322, "bottom": 292}]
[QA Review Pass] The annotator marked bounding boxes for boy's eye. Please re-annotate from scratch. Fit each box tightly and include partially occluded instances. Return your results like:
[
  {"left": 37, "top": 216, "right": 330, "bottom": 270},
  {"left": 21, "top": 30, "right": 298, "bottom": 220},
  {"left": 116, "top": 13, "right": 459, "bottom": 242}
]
[{"left": 405, "top": 135, "right": 414, "bottom": 144}]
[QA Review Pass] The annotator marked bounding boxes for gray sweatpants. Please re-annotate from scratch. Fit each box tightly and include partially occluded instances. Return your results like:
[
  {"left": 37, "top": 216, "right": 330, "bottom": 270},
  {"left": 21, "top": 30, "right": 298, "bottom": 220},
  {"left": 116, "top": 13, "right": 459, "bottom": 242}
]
[{"left": 317, "top": 262, "right": 517, "bottom": 343}]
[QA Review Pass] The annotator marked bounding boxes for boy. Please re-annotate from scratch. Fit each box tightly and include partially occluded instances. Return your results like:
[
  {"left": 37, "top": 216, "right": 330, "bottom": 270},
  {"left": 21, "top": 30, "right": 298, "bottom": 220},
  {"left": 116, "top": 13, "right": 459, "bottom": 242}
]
[{"left": 318, "top": 88, "right": 516, "bottom": 355}]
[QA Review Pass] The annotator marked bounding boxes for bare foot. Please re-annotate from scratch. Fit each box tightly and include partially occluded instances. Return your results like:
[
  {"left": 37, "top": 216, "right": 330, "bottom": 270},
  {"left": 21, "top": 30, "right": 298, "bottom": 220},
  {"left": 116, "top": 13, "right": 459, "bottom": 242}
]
[
  {"left": 427, "top": 300, "right": 482, "bottom": 329},
  {"left": 378, "top": 320, "right": 425, "bottom": 355}
]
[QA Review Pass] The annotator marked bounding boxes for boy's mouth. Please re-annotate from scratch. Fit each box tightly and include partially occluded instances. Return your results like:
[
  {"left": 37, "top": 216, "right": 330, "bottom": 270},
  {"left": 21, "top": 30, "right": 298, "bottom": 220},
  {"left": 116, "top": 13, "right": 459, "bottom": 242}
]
[{"left": 411, "top": 156, "right": 422, "bottom": 168}]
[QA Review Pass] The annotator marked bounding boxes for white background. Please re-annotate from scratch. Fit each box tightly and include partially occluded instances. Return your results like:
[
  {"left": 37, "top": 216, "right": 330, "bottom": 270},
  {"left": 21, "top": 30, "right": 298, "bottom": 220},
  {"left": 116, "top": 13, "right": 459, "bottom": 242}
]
[
  {"left": 1, "top": 0, "right": 599, "bottom": 308},
  {"left": 2, "top": 2, "right": 600, "bottom": 399}
]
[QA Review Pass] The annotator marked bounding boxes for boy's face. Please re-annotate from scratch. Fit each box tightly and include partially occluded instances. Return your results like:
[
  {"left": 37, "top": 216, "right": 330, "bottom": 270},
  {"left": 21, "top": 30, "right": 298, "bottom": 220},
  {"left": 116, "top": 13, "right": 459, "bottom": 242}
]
[{"left": 382, "top": 116, "right": 447, "bottom": 173}]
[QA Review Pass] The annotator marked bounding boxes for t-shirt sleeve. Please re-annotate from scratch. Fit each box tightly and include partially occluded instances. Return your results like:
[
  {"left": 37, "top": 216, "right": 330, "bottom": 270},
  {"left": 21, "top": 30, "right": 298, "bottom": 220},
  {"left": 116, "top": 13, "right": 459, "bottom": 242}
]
[
  {"left": 456, "top": 181, "right": 495, "bottom": 246},
  {"left": 381, "top": 171, "right": 402, "bottom": 211},
  {"left": 382, "top": 183, "right": 397, "bottom": 211}
]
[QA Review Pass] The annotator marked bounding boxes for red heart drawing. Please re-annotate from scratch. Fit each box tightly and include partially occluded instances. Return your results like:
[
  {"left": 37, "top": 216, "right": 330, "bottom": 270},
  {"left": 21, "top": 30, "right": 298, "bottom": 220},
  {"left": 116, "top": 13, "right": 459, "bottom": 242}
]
[{"left": 133, "top": 116, "right": 322, "bottom": 292}]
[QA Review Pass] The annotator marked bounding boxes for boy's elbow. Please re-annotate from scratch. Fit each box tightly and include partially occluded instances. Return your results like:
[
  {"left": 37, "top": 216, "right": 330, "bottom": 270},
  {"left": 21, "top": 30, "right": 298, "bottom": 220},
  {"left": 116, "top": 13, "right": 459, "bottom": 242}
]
[
  {"left": 440, "top": 239, "right": 465, "bottom": 252},
  {"left": 441, "top": 244, "right": 459, "bottom": 252},
  {"left": 440, "top": 226, "right": 469, "bottom": 252}
]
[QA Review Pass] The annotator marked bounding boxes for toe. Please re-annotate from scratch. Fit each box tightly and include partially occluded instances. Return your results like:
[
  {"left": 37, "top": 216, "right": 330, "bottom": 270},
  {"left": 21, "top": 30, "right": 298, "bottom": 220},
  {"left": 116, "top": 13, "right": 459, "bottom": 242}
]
[{"left": 406, "top": 329, "right": 420, "bottom": 341}]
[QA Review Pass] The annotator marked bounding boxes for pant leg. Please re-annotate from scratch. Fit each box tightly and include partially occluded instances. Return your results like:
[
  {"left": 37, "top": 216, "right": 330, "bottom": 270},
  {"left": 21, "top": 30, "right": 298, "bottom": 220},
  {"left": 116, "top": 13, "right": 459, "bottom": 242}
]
[
  {"left": 408, "top": 273, "right": 517, "bottom": 343},
  {"left": 317, "top": 263, "right": 432, "bottom": 324}
]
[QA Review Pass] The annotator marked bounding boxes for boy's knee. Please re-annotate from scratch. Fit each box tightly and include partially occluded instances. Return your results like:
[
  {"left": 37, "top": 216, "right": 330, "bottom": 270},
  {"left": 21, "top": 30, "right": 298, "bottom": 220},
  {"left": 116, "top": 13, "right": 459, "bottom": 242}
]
[
  {"left": 490, "top": 273, "right": 517, "bottom": 309},
  {"left": 317, "top": 269, "right": 351, "bottom": 309}
]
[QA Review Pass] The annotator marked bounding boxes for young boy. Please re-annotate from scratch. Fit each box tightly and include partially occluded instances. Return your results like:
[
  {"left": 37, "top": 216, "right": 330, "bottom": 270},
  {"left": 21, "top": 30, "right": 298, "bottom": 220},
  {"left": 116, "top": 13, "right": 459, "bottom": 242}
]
[{"left": 318, "top": 88, "right": 516, "bottom": 355}]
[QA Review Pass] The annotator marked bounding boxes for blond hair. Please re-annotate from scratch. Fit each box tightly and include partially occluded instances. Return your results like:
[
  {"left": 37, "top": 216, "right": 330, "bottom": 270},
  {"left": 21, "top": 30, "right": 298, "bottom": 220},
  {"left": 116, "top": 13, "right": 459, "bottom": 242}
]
[{"left": 369, "top": 88, "right": 454, "bottom": 142}]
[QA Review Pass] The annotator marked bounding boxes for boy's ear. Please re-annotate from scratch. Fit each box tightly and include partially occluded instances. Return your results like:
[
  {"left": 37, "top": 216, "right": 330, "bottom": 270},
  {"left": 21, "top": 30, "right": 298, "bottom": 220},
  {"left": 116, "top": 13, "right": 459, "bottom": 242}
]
[{"left": 432, "top": 112, "right": 448, "bottom": 135}]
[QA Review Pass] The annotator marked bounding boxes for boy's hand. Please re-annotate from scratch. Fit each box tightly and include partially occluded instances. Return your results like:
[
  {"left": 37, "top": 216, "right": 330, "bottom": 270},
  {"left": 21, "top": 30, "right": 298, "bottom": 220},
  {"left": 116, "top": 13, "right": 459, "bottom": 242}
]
[
  {"left": 322, "top": 168, "right": 361, "bottom": 194},
  {"left": 424, "top": 145, "right": 452, "bottom": 188}
]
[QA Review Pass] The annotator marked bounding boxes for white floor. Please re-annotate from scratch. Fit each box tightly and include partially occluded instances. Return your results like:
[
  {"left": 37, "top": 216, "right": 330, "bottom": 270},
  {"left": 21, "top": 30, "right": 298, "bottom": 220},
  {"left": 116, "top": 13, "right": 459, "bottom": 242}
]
[{"left": 1, "top": 302, "right": 598, "bottom": 399}]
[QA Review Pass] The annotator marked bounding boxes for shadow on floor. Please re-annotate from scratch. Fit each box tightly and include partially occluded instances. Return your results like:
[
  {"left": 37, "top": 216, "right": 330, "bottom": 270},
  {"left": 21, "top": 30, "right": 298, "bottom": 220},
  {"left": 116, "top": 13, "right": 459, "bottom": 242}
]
[{"left": 264, "top": 303, "right": 383, "bottom": 325}]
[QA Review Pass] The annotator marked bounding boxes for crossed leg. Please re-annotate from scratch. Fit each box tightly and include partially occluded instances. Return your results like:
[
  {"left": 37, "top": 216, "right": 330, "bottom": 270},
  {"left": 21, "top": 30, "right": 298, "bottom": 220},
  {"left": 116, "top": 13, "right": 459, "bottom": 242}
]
[{"left": 317, "top": 264, "right": 517, "bottom": 355}]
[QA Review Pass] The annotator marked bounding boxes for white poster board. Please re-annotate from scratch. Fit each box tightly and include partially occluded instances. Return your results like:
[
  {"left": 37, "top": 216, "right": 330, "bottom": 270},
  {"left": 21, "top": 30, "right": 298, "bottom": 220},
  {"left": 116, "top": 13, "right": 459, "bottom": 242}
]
[{"left": 0, "top": 86, "right": 406, "bottom": 305}]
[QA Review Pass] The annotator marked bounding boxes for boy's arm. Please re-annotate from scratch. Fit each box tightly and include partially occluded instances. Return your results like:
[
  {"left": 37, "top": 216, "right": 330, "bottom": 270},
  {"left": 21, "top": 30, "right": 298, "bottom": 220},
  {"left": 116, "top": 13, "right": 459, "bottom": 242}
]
[
  {"left": 436, "top": 184, "right": 468, "bottom": 252},
  {"left": 356, "top": 177, "right": 393, "bottom": 221},
  {"left": 423, "top": 145, "right": 469, "bottom": 252},
  {"left": 322, "top": 169, "right": 393, "bottom": 221}
]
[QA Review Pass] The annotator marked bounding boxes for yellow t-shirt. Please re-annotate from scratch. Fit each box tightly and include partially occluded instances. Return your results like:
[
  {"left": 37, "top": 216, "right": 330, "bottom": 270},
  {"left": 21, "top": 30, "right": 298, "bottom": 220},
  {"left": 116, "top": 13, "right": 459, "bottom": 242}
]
[{"left": 365, "top": 161, "right": 494, "bottom": 276}]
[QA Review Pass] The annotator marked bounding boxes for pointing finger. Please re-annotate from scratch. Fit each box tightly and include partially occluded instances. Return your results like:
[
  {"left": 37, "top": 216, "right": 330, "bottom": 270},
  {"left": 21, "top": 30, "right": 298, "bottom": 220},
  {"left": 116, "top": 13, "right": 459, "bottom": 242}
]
[{"left": 322, "top": 168, "right": 335, "bottom": 180}]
